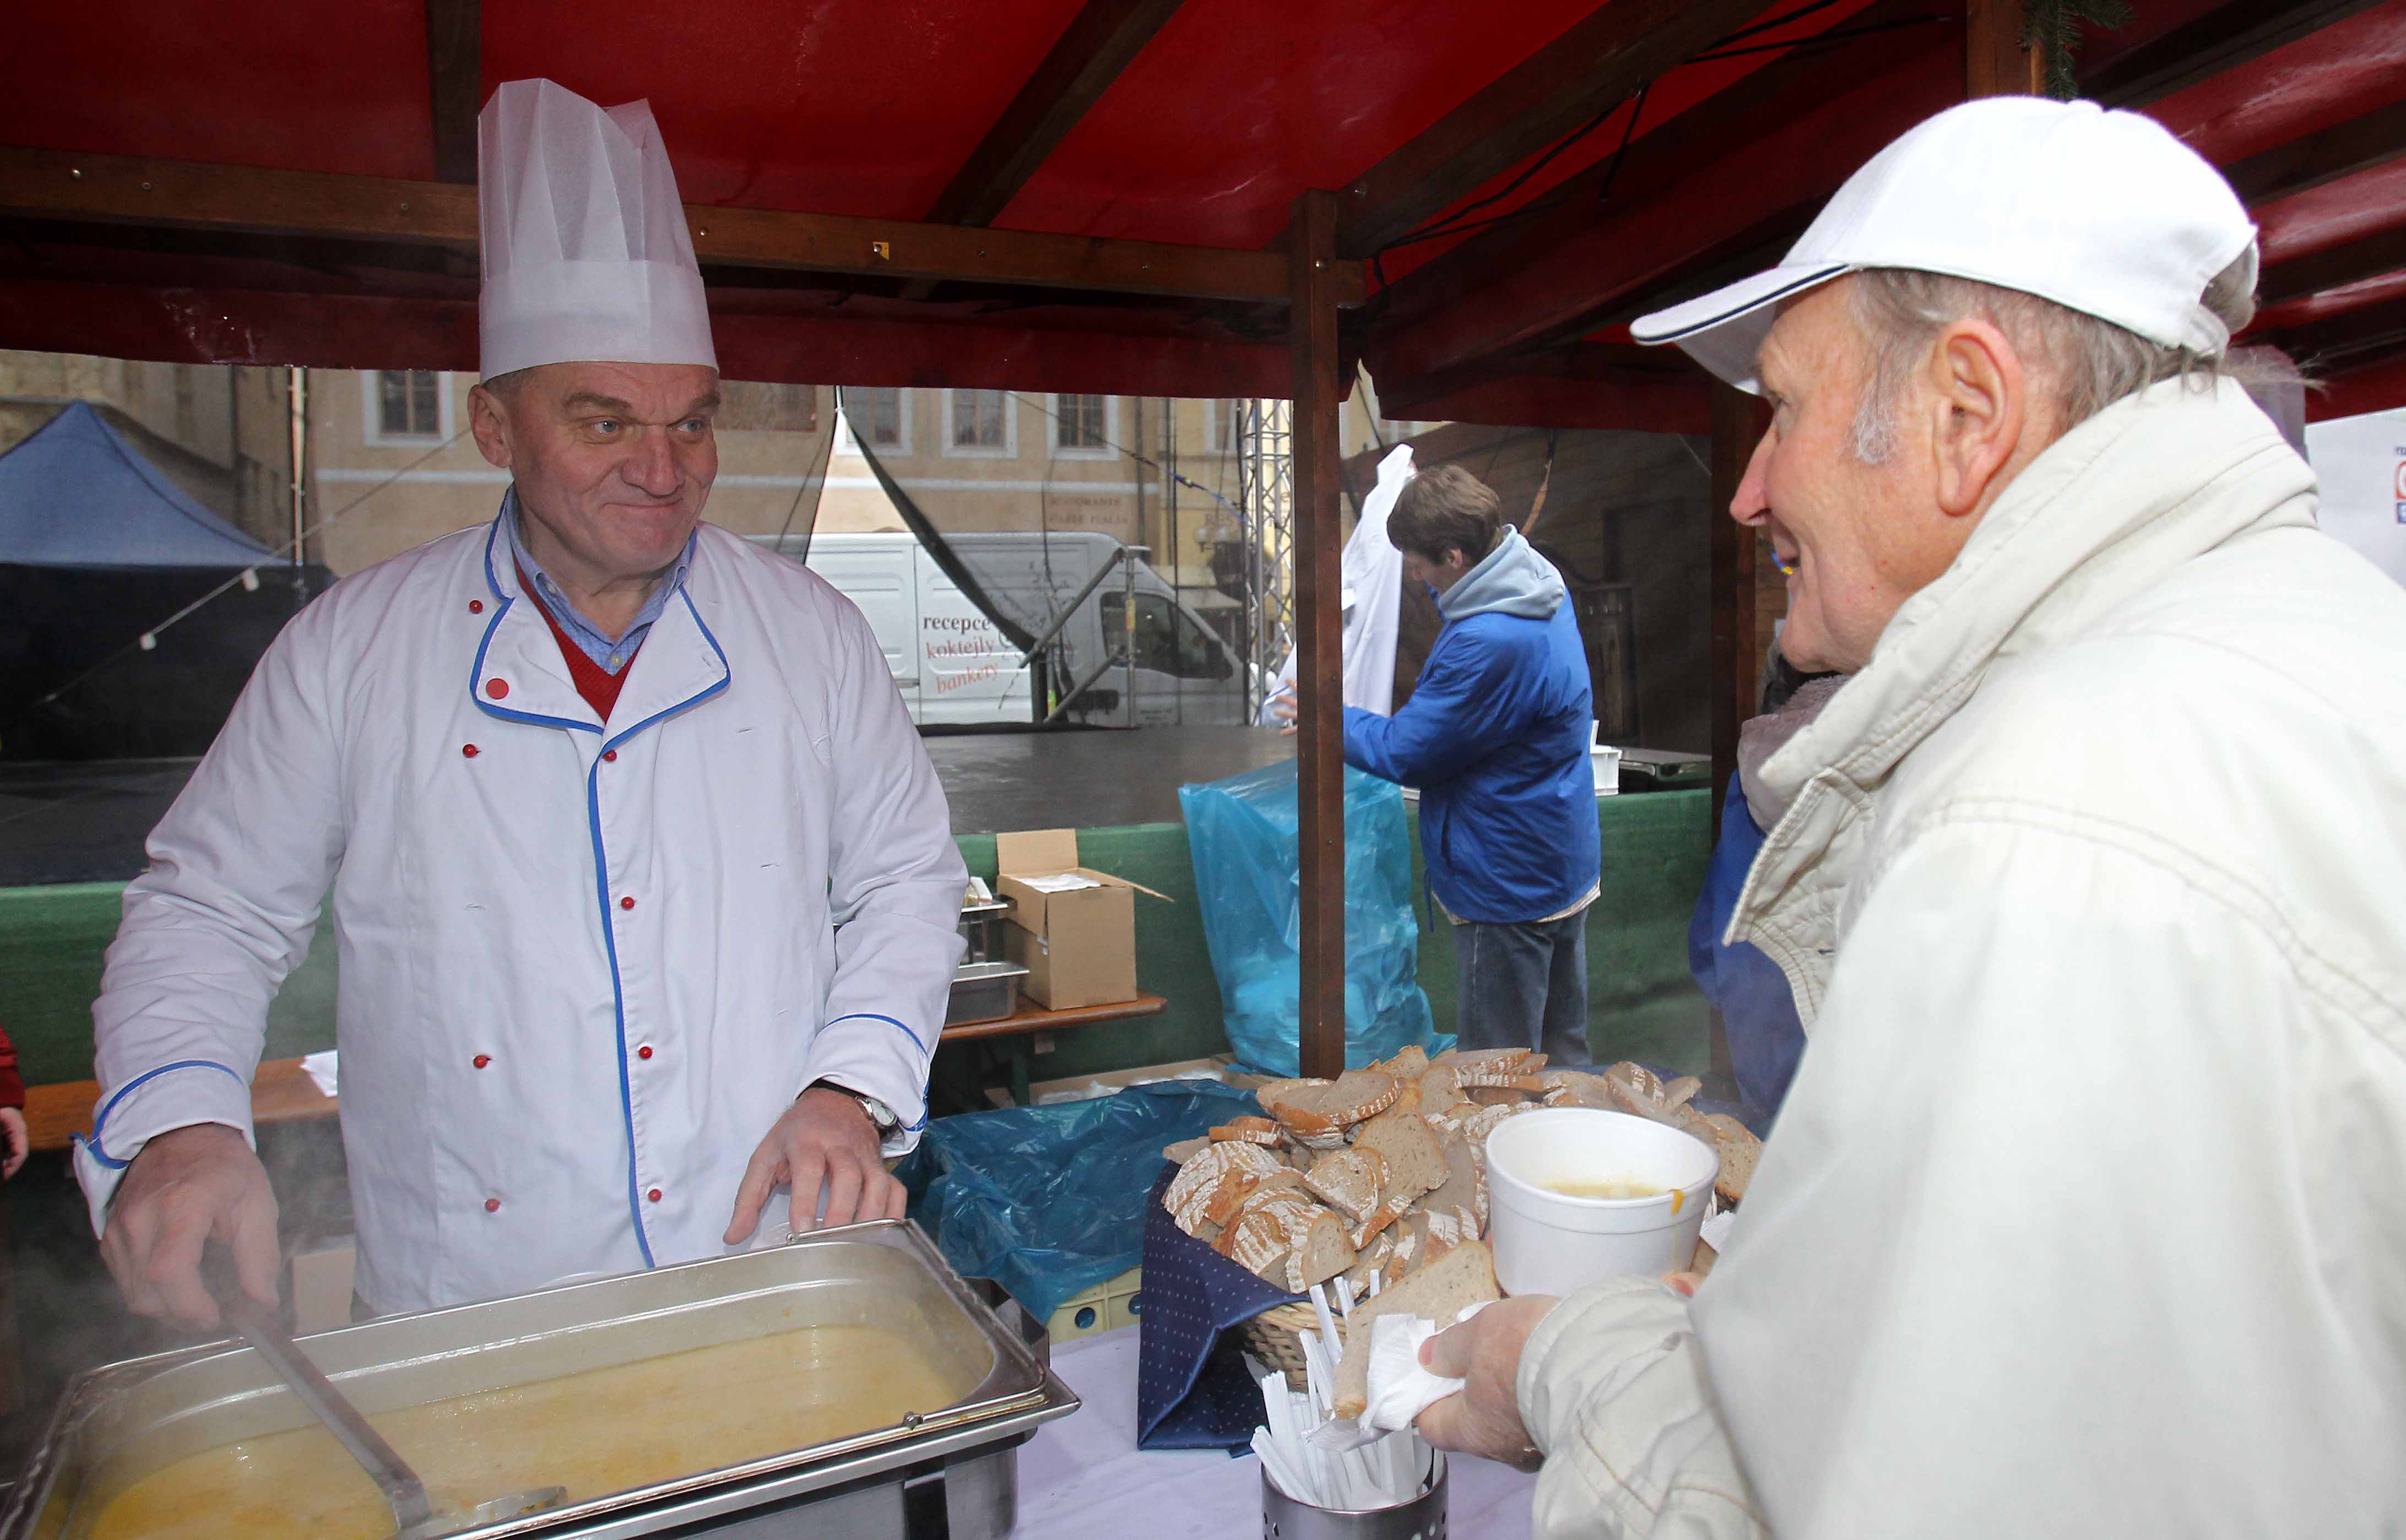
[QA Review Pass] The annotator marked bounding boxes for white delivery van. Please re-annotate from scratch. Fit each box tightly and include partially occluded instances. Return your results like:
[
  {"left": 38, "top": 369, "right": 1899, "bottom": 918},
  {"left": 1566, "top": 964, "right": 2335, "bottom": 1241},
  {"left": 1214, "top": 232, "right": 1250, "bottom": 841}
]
[{"left": 752, "top": 530, "right": 1249, "bottom": 726}]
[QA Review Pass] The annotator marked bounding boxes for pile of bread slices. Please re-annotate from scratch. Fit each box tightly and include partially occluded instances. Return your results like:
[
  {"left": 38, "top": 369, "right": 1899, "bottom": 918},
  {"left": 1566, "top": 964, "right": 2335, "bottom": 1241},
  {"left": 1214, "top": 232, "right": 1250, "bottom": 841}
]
[{"left": 1161, "top": 1046, "right": 1763, "bottom": 1297}]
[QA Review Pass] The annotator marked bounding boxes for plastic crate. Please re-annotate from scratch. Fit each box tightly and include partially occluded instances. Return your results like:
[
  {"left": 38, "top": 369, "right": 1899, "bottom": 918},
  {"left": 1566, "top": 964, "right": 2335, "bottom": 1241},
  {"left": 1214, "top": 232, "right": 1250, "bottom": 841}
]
[{"left": 1045, "top": 1265, "right": 1144, "bottom": 1341}]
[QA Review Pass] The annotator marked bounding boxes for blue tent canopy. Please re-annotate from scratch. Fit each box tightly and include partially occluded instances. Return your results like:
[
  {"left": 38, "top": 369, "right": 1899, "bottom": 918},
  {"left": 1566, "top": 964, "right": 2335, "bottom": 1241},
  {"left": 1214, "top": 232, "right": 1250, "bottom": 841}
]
[{"left": 0, "top": 401, "right": 275, "bottom": 568}]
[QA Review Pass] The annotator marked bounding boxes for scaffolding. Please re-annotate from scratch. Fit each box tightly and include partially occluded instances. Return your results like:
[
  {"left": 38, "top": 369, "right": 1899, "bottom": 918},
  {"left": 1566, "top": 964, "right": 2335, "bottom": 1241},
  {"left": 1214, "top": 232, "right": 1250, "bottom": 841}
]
[{"left": 1236, "top": 397, "right": 1294, "bottom": 720}]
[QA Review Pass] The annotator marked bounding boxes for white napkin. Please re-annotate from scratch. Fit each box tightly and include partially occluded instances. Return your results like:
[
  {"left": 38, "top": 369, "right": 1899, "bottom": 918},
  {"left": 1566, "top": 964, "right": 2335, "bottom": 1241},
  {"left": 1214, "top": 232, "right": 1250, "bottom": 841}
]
[
  {"left": 1020, "top": 872, "right": 1103, "bottom": 893},
  {"left": 300, "top": 1050, "right": 339, "bottom": 1099},
  {"left": 1359, "top": 1302, "right": 1491, "bottom": 1435}
]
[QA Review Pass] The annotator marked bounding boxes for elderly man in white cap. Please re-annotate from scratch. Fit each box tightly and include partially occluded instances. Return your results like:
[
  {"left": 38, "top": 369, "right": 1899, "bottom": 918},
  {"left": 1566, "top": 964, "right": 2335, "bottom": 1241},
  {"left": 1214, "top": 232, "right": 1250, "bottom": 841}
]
[
  {"left": 78, "top": 79, "right": 967, "bottom": 1322},
  {"left": 1414, "top": 96, "right": 2406, "bottom": 1536}
]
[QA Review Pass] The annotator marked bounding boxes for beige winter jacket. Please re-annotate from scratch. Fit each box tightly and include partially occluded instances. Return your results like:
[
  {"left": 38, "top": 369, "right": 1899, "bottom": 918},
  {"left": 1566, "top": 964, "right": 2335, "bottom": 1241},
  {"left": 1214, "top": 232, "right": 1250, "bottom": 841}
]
[{"left": 1515, "top": 376, "right": 2406, "bottom": 1537}]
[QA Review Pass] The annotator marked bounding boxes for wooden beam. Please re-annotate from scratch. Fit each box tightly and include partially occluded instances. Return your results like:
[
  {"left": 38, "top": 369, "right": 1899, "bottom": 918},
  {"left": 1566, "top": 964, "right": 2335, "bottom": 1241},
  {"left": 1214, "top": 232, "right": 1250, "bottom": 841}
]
[
  {"left": 1965, "top": 0, "right": 2042, "bottom": 96},
  {"left": 2221, "top": 96, "right": 2406, "bottom": 206},
  {"left": 1331, "top": 0, "right": 1771, "bottom": 258},
  {"left": 422, "top": 0, "right": 481, "bottom": 185},
  {"left": 2268, "top": 289, "right": 2406, "bottom": 374},
  {"left": 2087, "top": 0, "right": 2387, "bottom": 109},
  {"left": 2258, "top": 222, "right": 2406, "bottom": 306},
  {"left": 2304, "top": 348, "right": 2406, "bottom": 420},
  {"left": 1363, "top": 7, "right": 1958, "bottom": 393},
  {"left": 0, "top": 277, "right": 1296, "bottom": 395},
  {"left": 1708, "top": 381, "right": 1766, "bottom": 831},
  {"left": 1290, "top": 188, "right": 1347, "bottom": 1081},
  {"left": 0, "top": 147, "right": 1365, "bottom": 307},
  {"left": 923, "top": 0, "right": 1185, "bottom": 228}
]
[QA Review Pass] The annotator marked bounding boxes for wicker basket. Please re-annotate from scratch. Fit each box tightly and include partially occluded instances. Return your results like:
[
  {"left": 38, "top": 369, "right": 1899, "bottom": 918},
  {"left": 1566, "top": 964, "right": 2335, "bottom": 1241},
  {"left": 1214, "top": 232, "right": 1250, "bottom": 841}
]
[{"left": 1237, "top": 1299, "right": 1333, "bottom": 1392}]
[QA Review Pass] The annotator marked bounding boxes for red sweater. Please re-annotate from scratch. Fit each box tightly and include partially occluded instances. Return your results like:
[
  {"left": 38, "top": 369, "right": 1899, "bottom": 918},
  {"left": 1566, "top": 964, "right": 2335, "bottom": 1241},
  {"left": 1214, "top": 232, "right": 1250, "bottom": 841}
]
[
  {"left": 0, "top": 1020, "right": 22, "bottom": 1110},
  {"left": 516, "top": 564, "right": 640, "bottom": 721}
]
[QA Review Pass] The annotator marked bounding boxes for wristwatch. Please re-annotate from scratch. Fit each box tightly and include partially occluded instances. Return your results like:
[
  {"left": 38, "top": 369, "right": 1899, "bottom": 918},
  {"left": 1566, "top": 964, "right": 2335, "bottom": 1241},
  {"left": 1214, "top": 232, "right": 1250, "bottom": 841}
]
[{"left": 809, "top": 1079, "right": 898, "bottom": 1135}]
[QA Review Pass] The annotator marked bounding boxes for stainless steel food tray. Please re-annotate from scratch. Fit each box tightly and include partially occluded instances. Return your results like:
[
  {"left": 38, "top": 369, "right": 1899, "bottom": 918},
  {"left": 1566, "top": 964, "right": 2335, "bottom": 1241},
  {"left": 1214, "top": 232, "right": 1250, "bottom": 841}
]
[{"left": 5, "top": 1221, "right": 1077, "bottom": 1539}]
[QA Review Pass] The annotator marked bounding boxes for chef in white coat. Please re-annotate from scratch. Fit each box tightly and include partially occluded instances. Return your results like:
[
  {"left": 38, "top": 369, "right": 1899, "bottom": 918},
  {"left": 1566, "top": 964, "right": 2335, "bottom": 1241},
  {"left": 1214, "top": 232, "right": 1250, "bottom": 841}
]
[{"left": 77, "top": 79, "right": 968, "bottom": 1322}]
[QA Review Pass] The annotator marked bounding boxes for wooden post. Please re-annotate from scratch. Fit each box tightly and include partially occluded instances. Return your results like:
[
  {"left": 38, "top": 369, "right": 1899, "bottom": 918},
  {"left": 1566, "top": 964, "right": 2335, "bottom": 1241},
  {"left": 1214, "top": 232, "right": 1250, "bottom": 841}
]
[
  {"left": 1291, "top": 189, "right": 1348, "bottom": 1080},
  {"left": 1965, "top": 0, "right": 2044, "bottom": 97},
  {"left": 1708, "top": 381, "right": 1765, "bottom": 831}
]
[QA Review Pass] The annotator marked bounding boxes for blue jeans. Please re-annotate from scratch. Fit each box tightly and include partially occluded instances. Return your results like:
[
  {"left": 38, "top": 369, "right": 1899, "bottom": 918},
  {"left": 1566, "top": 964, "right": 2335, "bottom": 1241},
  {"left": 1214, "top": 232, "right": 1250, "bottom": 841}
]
[{"left": 1455, "top": 912, "right": 1593, "bottom": 1065}]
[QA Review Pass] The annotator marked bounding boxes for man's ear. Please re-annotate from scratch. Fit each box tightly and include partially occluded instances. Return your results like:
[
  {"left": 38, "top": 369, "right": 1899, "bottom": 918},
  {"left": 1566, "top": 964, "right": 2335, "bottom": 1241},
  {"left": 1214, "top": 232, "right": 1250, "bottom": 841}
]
[
  {"left": 1924, "top": 317, "right": 2026, "bottom": 519},
  {"left": 467, "top": 383, "right": 514, "bottom": 471}
]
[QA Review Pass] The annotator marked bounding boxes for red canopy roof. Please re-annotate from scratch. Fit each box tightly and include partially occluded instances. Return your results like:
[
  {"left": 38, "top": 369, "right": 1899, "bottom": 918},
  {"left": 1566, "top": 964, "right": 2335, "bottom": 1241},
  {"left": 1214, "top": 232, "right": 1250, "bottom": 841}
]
[{"left": 2, "top": 0, "right": 2400, "bottom": 421}]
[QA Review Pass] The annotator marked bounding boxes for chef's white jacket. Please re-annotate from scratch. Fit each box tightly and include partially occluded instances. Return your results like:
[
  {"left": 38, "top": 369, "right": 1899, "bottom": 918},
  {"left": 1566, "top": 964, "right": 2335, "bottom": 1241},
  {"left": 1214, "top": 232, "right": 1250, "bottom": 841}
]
[{"left": 76, "top": 513, "right": 968, "bottom": 1313}]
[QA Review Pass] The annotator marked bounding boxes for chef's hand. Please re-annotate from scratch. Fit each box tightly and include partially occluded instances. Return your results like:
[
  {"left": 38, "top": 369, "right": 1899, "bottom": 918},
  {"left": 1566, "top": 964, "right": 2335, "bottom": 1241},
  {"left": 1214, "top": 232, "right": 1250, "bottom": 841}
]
[
  {"left": 0, "top": 1107, "right": 25, "bottom": 1179},
  {"left": 1269, "top": 687, "right": 1298, "bottom": 738},
  {"left": 1414, "top": 1294, "right": 1559, "bottom": 1472},
  {"left": 101, "top": 1123, "right": 279, "bottom": 1327},
  {"left": 724, "top": 1086, "right": 904, "bottom": 1244}
]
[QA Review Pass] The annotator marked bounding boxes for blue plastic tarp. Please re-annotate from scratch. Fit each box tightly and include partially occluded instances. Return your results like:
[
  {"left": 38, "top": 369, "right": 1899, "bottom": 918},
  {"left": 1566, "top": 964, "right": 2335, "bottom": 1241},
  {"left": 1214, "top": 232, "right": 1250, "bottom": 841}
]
[
  {"left": 898, "top": 1079, "right": 1262, "bottom": 1322},
  {"left": 1179, "top": 760, "right": 1442, "bottom": 1076},
  {"left": 0, "top": 402, "right": 275, "bottom": 568}
]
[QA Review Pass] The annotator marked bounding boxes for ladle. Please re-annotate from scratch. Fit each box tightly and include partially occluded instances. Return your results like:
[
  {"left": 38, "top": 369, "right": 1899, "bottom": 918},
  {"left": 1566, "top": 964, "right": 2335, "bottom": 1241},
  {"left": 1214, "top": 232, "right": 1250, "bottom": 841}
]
[{"left": 204, "top": 1266, "right": 566, "bottom": 1539}]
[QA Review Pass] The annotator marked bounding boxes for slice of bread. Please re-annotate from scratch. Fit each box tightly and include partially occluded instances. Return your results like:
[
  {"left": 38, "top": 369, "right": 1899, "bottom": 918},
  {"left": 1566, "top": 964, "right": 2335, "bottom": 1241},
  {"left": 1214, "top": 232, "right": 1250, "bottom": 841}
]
[
  {"left": 1701, "top": 1112, "right": 1761, "bottom": 1205},
  {"left": 1165, "top": 1141, "right": 1278, "bottom": 1226},
  {"left": 1259, "top": 1069, "right": 1402, "bottom": 1135},
  {"left": 1229, "top": 1207, "right": 1295, "bottom": 1280},
  {"left": 1333, "top": 1240, "right": 1500, "bottom": 1420},
  {"left": 1341, "top": 1229, "right": 1395, "bottom": 1299},
  {"left": 1210, "top": 1116, "right": 1283, "bottom": 1145},
  {"left": 1422, "top": 1126, "right": 1488, "bottom": 1235},
  {"left": 1285, "top": 1207, "right": 1357, "bottom": 1292},
  {"left": 1465, "top": 1084, "right": 1533, "bottom": 1108},
  {"left": 1204, "top": 1167, "right": 1301, "bottom": 1230},
  {"left": 1379, "top": 1044, "right": 1432, "bottom": 1081},
  {"left": 1353, "top": 1108, "right": 1446, "bottom": 1205},
  {"left": 1346, "top": 1193, "right": 1412, "bottom": 1251},
  {"left": 1418, "top": 1062, "right": 1469, "bottom": 1115},
  {"left": 1301, "top": 1146, "right": 1390, "bottom": 1224},
  {"left": 1162, "top": 1136, "right": 1210, "bottom": 1164}
]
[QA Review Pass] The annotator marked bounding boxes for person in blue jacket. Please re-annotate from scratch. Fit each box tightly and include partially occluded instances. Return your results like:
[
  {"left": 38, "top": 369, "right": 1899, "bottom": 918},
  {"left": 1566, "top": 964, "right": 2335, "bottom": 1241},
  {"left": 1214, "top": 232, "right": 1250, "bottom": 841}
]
[{"left": 1336, "top": 465, "right": 1601, "bottom": 1064}]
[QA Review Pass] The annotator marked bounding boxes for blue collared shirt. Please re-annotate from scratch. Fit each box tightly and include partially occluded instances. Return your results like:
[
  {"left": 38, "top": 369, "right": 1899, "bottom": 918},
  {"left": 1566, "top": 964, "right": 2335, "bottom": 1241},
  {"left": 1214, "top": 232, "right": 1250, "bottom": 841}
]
[{"left": 502, "top": 489, "right": 695, "bottom": 674}]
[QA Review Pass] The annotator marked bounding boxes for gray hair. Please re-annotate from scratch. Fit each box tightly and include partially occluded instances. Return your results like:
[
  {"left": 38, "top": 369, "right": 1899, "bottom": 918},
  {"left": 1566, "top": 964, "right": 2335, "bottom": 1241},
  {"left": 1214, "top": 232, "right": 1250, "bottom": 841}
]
[{"left": 1845, "top": 254, "right": 2264, "bottom": 465}]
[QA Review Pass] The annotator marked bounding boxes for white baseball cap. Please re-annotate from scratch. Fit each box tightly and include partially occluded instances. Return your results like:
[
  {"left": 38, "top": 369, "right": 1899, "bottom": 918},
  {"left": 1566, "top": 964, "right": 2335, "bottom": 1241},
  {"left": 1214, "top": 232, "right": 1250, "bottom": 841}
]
[{"left": 1632, "top": 96, "right": 2257, "bottom": 392}]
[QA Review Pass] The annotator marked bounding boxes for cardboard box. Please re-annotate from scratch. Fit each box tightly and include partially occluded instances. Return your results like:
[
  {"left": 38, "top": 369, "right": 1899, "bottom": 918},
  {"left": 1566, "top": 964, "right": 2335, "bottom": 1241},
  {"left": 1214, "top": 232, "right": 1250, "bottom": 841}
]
[{"left": 995, "top": 829, "right": 1166, "bottom": 1010}]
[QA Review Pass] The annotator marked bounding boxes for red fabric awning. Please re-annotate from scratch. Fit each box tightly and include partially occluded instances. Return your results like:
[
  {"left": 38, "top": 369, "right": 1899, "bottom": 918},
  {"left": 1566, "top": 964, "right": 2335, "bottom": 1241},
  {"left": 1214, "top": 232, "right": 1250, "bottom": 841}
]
[{"left": 3, "top": 0, "right": 2401, "bottom": 418}]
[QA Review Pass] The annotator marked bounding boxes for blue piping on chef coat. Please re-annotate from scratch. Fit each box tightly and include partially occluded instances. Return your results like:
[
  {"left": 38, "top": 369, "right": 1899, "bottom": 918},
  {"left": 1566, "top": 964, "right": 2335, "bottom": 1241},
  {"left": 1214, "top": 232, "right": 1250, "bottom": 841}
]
[
  {"left": 74, "top": 1059, "right": 247, "bottom": 1169},
  {"left": 825, "top": 1013, "right": 933, "bottom": 1132},
  {"left": 469, "top": 515, "right": 732, "bottom": 1268}
]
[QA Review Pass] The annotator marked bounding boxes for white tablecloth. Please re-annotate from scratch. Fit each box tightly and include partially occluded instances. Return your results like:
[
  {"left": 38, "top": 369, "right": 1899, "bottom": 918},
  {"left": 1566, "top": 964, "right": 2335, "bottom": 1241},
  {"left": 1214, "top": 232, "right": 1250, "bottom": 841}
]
[{"left": 1018, "top": 1326, "right": 1535, "bottom": 1538}]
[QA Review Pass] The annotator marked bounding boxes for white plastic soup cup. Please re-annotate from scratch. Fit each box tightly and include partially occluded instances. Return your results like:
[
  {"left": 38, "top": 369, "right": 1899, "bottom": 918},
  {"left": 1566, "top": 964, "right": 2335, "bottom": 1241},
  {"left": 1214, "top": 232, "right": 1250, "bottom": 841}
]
[{"left": 1483, "top": 1108, "right": 1717, "bottom": 1297}]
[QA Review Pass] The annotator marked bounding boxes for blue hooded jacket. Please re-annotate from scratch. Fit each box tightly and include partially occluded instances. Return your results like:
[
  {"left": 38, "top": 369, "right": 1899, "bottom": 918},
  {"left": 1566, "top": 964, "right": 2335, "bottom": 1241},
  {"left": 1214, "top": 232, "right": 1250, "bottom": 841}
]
[{"left": 1342, "top": 530, "right": 1600, "bottom": 924}]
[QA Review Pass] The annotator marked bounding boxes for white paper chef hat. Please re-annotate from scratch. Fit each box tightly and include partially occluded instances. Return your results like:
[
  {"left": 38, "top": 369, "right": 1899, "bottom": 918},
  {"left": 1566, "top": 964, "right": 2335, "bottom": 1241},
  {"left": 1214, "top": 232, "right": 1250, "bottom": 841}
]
[{"left": 477, "top": 79, "right": 718, "bottom": 381}]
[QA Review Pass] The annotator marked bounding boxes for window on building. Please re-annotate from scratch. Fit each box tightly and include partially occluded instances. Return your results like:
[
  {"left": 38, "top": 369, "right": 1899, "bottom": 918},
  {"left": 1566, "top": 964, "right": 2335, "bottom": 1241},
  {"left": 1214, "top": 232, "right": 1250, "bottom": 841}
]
[
  {"left": 1053, "top": 394, "right": 1109, "bottom": 454},
  {"left": 850, "top": 387, "right": 904, "bottom": 449},
  {"left": 376, "top": 370, "right": 443, "bottom": 440},
  {"left": 1101, "top": 592, "right": 1233, "bottom": 680},
  {"left": 951, "top": 389, "right": 1010, "bottom": 451},
  {"left": 716, "top": 382, "right": 817, "bottom": 433}
]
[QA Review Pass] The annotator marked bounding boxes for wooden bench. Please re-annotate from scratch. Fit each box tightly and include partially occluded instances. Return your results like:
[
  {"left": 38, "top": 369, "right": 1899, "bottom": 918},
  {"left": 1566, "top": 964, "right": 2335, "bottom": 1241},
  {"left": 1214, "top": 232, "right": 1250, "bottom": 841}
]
[{"left": 937, "top": 993, "right": 1167, "bottom": 1108}]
